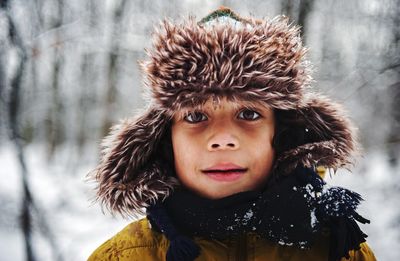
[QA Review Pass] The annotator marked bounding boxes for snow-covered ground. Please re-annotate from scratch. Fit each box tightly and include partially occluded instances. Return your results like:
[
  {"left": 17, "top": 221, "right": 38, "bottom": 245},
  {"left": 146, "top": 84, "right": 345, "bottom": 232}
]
[
  {"left": 0, "top": 143, "right": 399, "bottom": 260},
  {"left": 0, "top": 143, "right": 132, "bottom": 261}
]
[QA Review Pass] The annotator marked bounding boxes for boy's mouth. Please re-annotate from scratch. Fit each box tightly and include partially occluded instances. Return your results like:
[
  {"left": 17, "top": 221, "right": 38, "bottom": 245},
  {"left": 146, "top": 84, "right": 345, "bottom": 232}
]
[{"left": 201, "top": 163, "right": 247, "bottom": 181}]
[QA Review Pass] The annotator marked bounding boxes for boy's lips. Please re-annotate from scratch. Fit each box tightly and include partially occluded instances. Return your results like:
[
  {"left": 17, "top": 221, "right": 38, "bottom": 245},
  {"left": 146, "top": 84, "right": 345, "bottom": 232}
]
[
  {"left": 202, "top": 163, "right": 247, "bottom": 172},
  {"left": 201, "top": 163, "right": 247, "bottom": 182}
]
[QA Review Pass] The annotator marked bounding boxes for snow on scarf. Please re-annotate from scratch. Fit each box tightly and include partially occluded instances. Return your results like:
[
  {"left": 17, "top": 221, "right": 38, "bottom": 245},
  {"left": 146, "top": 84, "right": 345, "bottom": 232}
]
[{"left": 147, "top": 167, "right": 370, "bottom": 261}]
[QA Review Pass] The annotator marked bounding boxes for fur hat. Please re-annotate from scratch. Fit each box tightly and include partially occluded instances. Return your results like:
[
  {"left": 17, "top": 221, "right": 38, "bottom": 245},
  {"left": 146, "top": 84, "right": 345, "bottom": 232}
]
[{"left": 91, "top": 7, "right": 359, "bottom": 217}]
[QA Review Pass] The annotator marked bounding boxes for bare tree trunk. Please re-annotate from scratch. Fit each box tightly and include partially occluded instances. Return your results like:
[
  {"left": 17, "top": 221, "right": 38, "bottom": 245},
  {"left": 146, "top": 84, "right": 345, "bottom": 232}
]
[
  {"left": 2, "top": 1, "right": 35, "bottom": 259},
  {"left": 24, "top": 0, "right": 43, "bottom": 144},
  {"left": 386, "top": 0, "right": 400, "bottom": 166},
  {"left": 387, "top": 81, "right": 400, "bottom": 165},
  {"left": 2, "top": 1, "right": 64, "bottom": 260},
  {"left": 0, "top": 38, "right": 6, "bottom": 140},
  {"left": 102, "top": 0, "right": 128, "bottom": 136},
  {"left": 76, "top": 0, "right": 102, "bottom": 152},
  {"left": 45, "top": 0, "right": 65, "bottom": 158},
  {"left": 297, "top": 0, "right": 314, "bottom": 40},
  {"left": 78, "top": 53, "right": 94, "bottom": 150},
  {"left": 281, "top": 0, "right": 294, "bottom": 19},
  {"left": 281, "top": 0, "right": 314, "bottom": 40}
]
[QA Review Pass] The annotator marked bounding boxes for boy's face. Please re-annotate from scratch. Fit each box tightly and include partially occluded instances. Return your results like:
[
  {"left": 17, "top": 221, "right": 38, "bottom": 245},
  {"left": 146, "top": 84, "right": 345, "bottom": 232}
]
[{"left": 171, "top": 98, "right": 275, "bottom": 199}]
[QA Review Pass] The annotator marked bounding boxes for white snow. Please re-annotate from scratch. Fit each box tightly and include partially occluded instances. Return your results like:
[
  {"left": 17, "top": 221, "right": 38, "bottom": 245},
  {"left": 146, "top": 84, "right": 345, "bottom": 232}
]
[
  {"left": 243, "top": 209, "right": 254, "bottom": 220},
  {"left": 0, "top": 143, "right": 129, "bottom": 261},
  {"left": 310, "top": 209, "right": 318, "bottom": 228}
]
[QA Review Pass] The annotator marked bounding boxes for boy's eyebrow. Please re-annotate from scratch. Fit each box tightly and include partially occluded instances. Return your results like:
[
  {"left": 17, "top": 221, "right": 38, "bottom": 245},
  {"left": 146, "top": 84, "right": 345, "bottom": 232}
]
[
  {"left": 174, "top": 106, "right": 207, "bottom": 120},
  {"left": 173, "top": 100, "right": 271, "bottom": 119}
]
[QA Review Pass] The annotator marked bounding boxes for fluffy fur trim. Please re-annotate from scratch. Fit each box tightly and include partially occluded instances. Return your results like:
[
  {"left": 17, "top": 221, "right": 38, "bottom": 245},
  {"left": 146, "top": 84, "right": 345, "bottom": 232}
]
[
  {"left": 90, "top": 108, "right": 179, "bottom": 217},
  {"left": 276, "top": 94, "right": 359, "bottom": 174},
  {"left": 140, "top": 14, "right": 312, "bottom": 112},
  {"left": 91, "top": 95, "right": 359, "bottom": 216}
]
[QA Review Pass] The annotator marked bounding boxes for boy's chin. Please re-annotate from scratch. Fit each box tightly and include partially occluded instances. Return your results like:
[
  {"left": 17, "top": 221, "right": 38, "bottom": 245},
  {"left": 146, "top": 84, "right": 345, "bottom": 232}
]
[
  {"left": 193, "top": 186, "right": 248, "bottom": 200},
  {"left": 181, "top": 172, "right": 267, "bottom": 199}
]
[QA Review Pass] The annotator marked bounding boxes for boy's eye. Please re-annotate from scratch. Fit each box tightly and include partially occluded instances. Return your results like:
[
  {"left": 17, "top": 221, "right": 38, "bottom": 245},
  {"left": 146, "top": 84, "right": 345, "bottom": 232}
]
[
  {"left": 184, "top": 112, "right": 208, "bottom": 123},
  {"left": 238, "top": 109, "right": 261, "bottom": 121}
]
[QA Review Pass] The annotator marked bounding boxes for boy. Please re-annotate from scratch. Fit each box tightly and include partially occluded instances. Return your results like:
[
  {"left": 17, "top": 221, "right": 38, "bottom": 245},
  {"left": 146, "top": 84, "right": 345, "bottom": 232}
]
[{"left": 88, "top": 7, "right": 376, "bottom": 261}]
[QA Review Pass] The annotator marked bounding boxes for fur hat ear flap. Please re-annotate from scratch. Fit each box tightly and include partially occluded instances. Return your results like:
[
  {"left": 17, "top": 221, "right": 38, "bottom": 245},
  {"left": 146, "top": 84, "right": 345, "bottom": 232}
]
[
  {"left": 275, "top": 95, "right": 359, "bottom": 174},
  {"left": 90, "top": 107, "right": 179, "bottom": 217}
]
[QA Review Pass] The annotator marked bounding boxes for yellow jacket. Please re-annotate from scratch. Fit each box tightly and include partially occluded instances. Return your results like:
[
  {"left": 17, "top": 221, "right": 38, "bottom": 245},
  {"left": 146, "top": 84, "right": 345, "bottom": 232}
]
[{"left": 88, "top": 218, "right": 376, "bottom": 261}]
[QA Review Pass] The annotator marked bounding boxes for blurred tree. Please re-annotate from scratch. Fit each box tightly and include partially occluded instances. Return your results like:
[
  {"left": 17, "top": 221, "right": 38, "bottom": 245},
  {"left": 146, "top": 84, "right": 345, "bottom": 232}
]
[
  {"left": 1, "top": 1, "right": 35, "bottom": 260},
  {"left": 77, "top": 0, "right": 99, "bottom": 152},
  {"left": 280, "top": 0, "right": 314, "bottom": 41},
  {"left": 281, "top": 0, "right": 294, "bottom": 18},
  {"left": 0, "top": 32, "right": 5, "bottom": 141},
  {"left": 386, "top": 0, "right": 400, "bottom": 166},
  {"left": 102, "top": 0, "right": 128, "bottom": 137},
  {"left": 26, "top": 0, "right": 44, "bottom": 144},
  {"left": 297, "top": 0, "right": 314, "bottom": 40},
  {"left": 2, "top": 1, "right": 64, "bottom": 260},
  {"left": 45, "top": 0, "right": 66, "bottom": 158}
]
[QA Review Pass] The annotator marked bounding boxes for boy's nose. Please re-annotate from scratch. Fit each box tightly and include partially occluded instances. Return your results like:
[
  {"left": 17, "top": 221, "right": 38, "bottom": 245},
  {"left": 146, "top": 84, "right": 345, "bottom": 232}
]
[{"left": 207, "top": 134, "right": 240, "bottom": 151}]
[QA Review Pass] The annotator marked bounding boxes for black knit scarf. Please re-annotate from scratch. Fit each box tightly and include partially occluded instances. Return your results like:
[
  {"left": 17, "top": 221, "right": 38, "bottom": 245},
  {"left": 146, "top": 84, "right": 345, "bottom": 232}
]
[{"left": 147, "top": 167, "right": 369, "bottom": 261}]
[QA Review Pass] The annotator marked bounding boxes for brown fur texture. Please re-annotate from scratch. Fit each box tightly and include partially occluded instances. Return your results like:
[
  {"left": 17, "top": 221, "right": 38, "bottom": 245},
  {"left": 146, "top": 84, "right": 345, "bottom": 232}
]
[
  {"left": 91, "top": 108, "right": 179, "bottom": 216},
  {"left": 276, "top": 94, "right": 359, "bottom": 174},
  {"left": 141, "top": 15, "right": 311, "bottom": 112},
  {"left": 90, "top": 8, "right": 359, "bottom": 217}
]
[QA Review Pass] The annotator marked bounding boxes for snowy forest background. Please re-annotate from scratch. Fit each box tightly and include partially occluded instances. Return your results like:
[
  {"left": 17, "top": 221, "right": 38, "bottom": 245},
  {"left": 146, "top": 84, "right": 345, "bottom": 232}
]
[{"left": 0, "top": 0, "right": 399, "bottom": 260}]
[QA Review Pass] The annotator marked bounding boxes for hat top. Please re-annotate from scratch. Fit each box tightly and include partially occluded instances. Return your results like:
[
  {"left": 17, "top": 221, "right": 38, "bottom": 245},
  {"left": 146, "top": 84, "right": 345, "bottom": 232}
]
[
  {"left": 198, "top": 6, "right": 245, "bottom": 24},
  {"left": 198, "top": 6, "right": 254, "bottom": 29}
]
